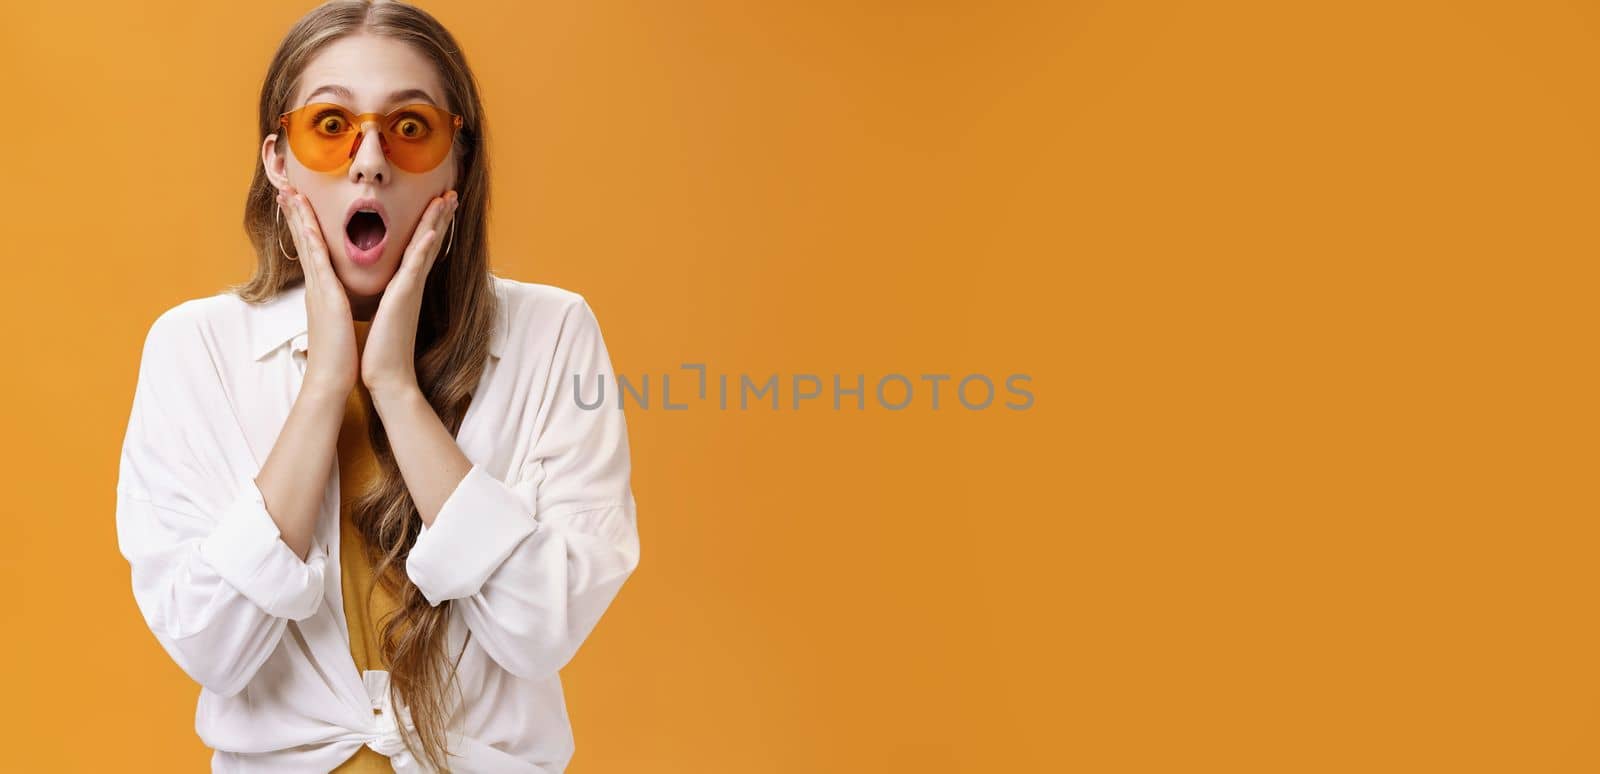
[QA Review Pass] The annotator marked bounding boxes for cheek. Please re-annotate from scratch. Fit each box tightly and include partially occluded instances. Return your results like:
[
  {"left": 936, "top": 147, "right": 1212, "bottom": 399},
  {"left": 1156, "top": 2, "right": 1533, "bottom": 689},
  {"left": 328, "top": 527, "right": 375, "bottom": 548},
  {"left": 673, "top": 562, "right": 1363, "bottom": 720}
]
[
  {"left": 312, "top": 205, "right": 336, "bottom": 232},
  {"left": 306, "top": 202, "right": 345, "bottom": 243},
  {"left": 443, "top": 158, "right": 460, "bottom": 190},
  {"left": 397, "top": 210, "right": 426, "bottom": 241}
]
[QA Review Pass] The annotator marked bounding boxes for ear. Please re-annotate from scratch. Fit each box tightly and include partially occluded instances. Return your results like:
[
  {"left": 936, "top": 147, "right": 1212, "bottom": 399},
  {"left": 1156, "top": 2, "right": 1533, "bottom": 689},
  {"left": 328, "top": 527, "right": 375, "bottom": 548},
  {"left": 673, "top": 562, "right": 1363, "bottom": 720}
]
[{"left": 261, "top": 132, "right": 290, "bottom": 191}]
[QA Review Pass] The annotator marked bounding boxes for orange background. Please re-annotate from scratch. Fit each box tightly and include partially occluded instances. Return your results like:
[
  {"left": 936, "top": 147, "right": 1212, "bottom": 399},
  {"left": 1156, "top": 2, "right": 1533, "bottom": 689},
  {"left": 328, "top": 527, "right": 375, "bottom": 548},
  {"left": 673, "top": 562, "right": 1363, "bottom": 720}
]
[{"left": 3, "top": 0, "right": 1597, "bottom": 771}]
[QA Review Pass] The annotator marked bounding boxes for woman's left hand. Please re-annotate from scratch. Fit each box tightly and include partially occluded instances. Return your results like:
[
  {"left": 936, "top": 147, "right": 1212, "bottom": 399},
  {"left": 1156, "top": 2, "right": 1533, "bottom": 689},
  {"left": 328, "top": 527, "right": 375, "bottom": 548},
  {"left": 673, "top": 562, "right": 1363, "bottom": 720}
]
[{"left": 362, "top": 189, "right": 458, "bottom": 401}]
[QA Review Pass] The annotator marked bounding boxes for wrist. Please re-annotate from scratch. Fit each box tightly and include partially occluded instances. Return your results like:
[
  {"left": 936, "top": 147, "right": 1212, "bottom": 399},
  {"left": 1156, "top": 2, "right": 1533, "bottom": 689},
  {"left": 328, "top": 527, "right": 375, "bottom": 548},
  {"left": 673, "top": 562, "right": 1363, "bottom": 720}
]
[
  {"left": 300, "top": 372, "right": 353, "bottom": 403},
  {"left": 368, "top": 381, "right": 424, "bottom": 414}
]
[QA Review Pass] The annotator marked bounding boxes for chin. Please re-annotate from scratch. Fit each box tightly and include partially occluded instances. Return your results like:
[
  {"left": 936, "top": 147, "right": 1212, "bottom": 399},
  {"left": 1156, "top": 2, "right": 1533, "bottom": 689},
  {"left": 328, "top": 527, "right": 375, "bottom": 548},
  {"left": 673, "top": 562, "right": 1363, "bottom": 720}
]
[{"left": 335, "top": 257, "right": 393, "bottom": 294}]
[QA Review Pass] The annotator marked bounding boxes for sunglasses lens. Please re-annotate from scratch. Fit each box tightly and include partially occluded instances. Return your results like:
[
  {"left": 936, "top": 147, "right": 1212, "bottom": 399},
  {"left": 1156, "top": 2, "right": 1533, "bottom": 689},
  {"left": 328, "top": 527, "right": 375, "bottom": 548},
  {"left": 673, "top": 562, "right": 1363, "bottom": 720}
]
[
  {"left": 281, "top": 102, "right": 460, "bottom": 174},
  {"left": 282, "top": 103, "right": 358, "bottom": 172},
  {"left": 381, "top": 104, "right": 459, "bottom": 173}
]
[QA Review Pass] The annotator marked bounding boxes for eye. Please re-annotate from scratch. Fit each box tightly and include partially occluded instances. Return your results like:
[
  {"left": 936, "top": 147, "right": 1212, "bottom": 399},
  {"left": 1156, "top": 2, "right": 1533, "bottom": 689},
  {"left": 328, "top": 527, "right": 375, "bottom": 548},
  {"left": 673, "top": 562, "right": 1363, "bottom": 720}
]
[
  {"left": 390, "top": 112, "right": 432, "bottom": 140},
  {"left": 312, "top": 109, "right": 349, "bottom": 135}
]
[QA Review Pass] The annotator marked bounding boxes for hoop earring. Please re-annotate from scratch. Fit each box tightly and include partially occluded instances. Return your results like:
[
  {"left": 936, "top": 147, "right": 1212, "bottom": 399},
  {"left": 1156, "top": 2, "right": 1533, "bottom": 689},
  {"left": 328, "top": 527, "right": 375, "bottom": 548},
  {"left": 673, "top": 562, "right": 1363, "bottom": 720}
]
[
  {"left": 443, "top": 213, "right": 457, "bottom": 257},
  {"left": 275, "top": 203, "right": 297, "bottom": 262}
]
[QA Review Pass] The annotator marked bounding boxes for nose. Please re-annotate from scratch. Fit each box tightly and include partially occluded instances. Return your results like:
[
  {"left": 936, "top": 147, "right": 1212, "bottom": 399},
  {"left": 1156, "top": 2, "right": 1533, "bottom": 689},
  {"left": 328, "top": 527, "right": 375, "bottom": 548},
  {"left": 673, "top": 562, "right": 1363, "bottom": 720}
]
[{"left": 347, "top": 119, "right": 390, "bottom": 184}]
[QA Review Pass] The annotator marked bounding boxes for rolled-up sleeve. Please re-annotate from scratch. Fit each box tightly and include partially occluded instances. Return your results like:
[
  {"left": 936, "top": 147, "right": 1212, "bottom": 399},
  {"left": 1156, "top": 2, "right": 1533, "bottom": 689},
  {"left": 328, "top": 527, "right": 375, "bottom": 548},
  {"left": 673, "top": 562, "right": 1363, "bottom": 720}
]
[
  {"left": 406, "top": 297, "right": 641, "bottom": 681},
  {"left": 406, "top": 463, "right": 540, "bottom": 605},
  {"left": 196, "top": 470, "right": 327, "bottom": 620},
  {"left": 115, "top": 306, "right": 327, "bottom": 698}
]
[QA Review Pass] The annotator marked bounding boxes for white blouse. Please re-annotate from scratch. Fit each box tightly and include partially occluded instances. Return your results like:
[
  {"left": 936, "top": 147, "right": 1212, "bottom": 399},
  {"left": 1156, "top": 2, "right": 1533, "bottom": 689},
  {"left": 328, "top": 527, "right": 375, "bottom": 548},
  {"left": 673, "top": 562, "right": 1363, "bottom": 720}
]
[{"left": 114, "top": 274, "right": 641, "bottom": 773}]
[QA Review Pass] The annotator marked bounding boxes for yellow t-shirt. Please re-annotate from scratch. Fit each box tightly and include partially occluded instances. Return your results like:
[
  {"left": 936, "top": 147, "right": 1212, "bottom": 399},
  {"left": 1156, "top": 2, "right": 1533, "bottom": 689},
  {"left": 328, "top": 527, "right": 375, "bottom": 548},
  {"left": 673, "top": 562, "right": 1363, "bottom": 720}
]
[{"left": 332, "top": 318, "right": 401, "bottom": 773}]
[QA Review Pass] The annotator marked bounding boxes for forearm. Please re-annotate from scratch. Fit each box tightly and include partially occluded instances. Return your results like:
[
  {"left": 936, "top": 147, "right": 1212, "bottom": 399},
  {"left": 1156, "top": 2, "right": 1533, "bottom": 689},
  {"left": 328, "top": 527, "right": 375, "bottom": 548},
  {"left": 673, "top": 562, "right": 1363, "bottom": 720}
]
[
  {"left": 370, "top": 385, "right": 472, "bottom": 528},
  {"left": 255, "top": 381, "right": 346, "bottom": 561}
]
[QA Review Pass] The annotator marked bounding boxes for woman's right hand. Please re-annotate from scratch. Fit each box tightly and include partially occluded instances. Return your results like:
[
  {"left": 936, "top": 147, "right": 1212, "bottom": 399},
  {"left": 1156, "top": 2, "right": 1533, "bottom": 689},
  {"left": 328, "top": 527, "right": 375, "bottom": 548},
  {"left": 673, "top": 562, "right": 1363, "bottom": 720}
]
[{"left": 278, "top": 186, "right": 357, "bottom": 398}]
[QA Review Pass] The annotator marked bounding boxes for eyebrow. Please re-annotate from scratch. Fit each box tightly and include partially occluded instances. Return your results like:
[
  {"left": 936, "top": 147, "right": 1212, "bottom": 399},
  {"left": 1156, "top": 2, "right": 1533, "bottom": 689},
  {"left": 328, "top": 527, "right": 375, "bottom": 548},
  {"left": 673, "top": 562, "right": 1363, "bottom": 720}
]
[{"left": 302, "top": 83, "right": 441, "bottom": 110}]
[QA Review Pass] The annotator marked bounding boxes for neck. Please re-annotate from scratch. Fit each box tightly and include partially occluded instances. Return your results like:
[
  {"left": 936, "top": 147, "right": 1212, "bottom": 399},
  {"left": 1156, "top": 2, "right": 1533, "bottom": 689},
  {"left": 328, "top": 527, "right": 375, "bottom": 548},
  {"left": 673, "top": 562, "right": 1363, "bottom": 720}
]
[{"left": 348, "top": 291, "right": 379, "bottom": 322}]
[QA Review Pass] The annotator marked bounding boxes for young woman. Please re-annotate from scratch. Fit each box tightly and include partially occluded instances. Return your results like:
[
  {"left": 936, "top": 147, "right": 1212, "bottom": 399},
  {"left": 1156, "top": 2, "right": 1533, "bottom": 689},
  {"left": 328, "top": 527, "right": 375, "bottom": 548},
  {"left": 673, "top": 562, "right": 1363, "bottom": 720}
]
[{"left": 113, "top": 2, "right": 641, "bottom": 771}]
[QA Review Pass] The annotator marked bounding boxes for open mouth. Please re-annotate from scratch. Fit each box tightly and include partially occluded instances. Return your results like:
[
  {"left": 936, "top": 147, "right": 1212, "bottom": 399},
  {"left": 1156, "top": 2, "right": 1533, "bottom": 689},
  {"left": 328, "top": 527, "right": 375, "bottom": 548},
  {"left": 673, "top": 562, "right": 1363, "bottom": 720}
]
[{"left": 346, "top": 209, "right": 388, "bottom": 251}]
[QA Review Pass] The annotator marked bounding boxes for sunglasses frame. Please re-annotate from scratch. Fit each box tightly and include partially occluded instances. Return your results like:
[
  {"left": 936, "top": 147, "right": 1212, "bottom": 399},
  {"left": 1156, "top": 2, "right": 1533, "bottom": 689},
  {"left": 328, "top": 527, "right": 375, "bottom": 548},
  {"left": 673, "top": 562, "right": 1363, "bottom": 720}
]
[{"left": 277, "top": 101, "right": 465, "bottom": 174}]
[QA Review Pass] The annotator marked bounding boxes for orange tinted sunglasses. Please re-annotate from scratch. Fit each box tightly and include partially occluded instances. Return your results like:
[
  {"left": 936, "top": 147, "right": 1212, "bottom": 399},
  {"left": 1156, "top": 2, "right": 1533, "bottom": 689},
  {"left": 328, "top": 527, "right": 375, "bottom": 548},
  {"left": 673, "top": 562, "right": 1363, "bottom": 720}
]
[{"left": 278, "top": 102, "right": 464, "bottom": 174}]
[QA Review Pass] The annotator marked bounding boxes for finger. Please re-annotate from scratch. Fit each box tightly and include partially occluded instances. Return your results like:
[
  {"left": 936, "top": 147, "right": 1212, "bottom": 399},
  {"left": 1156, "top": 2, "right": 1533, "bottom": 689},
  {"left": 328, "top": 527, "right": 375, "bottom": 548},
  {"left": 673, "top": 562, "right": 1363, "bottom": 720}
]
[
  {"left": 437, "top": 194, "right": 458, "bottom": 259},
  {"left": 439, "top": 192, "right": 457, "bottom": 237},
  {"left": 289, "top": 191, "right": 336, "bottom": 287},
  {"left": 437, "top": 191, "right": 456, "bottom": 231},
  {"left": 424, "top": 194, "right": 449, "bottom": 242},
  {"left": 432, "top": 193, "right": 458, "bottom": 258},
  {"left": 281, "top": 190, "right": 317, "bottom": 287},
  {"left": 430, "top": 196, "right": 456, "bottom": 268},
  {"left": 403, "top": 196, "right": 449, "bottom": 275},
  {"left": 277, "top": 190, "right": 309, "bottom": 276},
  {"left": 289, "top": 192, "right": 324, "bottom": 263},
  {"left": 402, "top": 228, "right": 439, "bottom": 286},
  {"left": 426, "top": 194, "right": 453, "bottom": 265}
]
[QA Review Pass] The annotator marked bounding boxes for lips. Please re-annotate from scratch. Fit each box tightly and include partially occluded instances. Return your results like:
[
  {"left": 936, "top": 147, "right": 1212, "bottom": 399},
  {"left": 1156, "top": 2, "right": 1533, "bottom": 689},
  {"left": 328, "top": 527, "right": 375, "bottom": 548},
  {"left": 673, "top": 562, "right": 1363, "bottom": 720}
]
[{"left": 343, "top": 198, "right": 389, "bottom": 266}]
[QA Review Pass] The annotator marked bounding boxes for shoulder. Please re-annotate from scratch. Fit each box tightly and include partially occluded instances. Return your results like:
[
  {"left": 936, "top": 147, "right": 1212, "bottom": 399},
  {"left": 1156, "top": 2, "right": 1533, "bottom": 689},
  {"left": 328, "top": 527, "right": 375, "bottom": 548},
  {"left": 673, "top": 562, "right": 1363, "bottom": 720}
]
[
  {"left": 493, "top": 274, "right": 589, "bottom": 321},
  {"left": 141, "top": 292, "right": 227, "bottom": 346},
  {"left": 489, "top": 275, "right": 614, "bottom": 365},
  {"left": 492, "top": 275, "right": 608, "bottom": 336},
  {"left": 145, "top": 291, "right": 218, "bottom": 328},
  {"left": 136, "top": 290, "right": 254, "bottom": 372}
]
